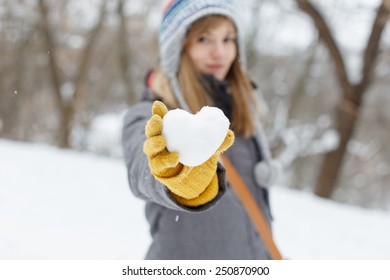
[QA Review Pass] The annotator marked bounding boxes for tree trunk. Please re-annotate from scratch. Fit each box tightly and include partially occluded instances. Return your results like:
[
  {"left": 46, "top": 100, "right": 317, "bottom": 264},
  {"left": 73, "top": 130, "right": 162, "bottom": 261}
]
[
  {"left": 315, "top": 86, "right": 361, "bottom": 197},
  {"left": 296, "top": 0, "right": 390, "bottom": 198}
]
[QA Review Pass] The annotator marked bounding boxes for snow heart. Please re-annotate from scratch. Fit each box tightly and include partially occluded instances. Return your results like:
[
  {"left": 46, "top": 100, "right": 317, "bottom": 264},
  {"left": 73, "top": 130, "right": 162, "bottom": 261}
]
[{"left": 162, "top": 106, "right": 230, "bottom": 167}]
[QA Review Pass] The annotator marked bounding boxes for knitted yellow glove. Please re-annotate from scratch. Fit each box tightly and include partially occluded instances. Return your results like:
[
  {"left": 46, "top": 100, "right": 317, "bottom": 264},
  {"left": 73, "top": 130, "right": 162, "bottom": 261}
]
[{"left": 143, "top": 101, "right": 234, "bottom": 207}]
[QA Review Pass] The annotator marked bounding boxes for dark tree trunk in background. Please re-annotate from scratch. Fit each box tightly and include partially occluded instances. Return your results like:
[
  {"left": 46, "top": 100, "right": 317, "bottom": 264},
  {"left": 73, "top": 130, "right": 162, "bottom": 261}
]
[{"left": 296, "top": 0, "right": 390, "bottom": 198}]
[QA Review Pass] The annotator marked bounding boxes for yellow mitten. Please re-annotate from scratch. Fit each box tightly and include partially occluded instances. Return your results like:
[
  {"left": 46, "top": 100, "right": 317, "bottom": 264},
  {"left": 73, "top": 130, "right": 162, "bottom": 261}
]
[{"left": 143, "top": 101, "right": 234, "bottom": 207}]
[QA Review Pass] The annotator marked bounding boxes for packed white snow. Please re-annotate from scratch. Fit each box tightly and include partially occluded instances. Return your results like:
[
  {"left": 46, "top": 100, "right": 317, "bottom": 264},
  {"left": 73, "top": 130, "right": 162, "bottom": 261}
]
[
  {"left": 162, "top": 106, "right": 230, "bottom": 166},
  {"left": 0, "top": 139, "right": 389, "bottom": 259}
]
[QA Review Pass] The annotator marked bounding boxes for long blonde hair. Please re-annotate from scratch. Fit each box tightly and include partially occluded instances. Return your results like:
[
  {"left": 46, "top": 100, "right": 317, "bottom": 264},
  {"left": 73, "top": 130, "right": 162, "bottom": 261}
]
[{"left": 152, "top": 15, "right": 257, "bottom": 137}]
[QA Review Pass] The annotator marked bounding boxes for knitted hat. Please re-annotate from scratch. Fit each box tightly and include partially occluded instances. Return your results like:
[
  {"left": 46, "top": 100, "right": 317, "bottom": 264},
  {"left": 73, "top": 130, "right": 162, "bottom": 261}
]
[{"left": 159, "top": 0, "right": 246, "bottom": 111}]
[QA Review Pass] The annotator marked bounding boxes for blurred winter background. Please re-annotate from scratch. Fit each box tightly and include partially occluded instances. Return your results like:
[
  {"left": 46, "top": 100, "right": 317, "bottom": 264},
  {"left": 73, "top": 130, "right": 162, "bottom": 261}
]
[{"left": 1, "top": 0, "right": 390, "bottom": 259}]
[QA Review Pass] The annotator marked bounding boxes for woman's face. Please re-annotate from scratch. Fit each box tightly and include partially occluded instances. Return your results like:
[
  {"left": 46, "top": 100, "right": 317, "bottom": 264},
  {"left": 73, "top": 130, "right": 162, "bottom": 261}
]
[{"left": 187, "top": 20, "right": 237, "bottom": 80}]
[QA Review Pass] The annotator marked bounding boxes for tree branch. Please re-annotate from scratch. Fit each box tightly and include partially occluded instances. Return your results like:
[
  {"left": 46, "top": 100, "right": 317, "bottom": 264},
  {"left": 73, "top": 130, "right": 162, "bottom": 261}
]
[
  {"left": 384, "top": 0, "right": 390, "bottom": 11},
  {"left": 72, "top": 0, "right": 108, "bottom": 114},
  {"left": 296, "top": 0, "right": 351, "bottom": 95},
  {"left": 360, "top": 1, "right": 390, "bottom": 89}
]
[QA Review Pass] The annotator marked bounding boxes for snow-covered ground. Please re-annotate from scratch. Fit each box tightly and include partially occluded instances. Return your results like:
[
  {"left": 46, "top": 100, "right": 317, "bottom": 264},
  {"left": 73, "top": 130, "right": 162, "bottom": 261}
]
[{"left": 1, "top": 139, "right": 389, "bottom": 259}]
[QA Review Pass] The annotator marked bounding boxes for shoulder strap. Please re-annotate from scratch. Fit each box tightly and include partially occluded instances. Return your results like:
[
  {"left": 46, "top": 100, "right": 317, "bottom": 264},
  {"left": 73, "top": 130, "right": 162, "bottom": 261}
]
[{"left": 220, "top": 154, "right": 282, "bottom": 260}]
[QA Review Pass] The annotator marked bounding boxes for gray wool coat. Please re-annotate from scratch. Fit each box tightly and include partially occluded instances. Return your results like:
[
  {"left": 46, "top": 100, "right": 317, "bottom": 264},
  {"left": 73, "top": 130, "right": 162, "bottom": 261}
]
[{"left": 122, "top": 101, "right": 273, "bottom": 260}]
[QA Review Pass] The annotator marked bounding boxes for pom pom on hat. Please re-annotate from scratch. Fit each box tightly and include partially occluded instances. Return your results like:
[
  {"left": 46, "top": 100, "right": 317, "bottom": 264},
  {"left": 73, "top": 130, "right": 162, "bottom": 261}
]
[{"left": 254, "top": 160, "right": 282, "bottom": 188}]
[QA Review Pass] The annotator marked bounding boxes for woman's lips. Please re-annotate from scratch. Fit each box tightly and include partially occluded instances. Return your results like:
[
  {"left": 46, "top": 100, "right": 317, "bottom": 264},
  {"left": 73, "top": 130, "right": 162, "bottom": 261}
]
[{"left": 207, "top": 64, "right": 224, "bottom": 70}]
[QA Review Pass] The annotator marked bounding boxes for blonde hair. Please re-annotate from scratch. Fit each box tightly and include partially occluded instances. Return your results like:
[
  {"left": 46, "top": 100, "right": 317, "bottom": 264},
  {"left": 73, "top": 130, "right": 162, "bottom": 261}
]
[{"left": 152, "top": 15, "right": 257, "bottom": 137}]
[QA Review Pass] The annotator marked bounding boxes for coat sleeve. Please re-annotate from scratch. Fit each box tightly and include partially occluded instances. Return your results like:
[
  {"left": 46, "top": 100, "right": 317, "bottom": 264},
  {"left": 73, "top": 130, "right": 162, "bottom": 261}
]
[{"left": 121, "top": 101, "right": 226, "bottom": 212}]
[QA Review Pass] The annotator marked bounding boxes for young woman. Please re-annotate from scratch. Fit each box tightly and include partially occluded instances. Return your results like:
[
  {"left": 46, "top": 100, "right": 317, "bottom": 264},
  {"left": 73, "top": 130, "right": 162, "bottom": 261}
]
[{"left": 122, "top": 0, "right": 280, "bottom": 259}]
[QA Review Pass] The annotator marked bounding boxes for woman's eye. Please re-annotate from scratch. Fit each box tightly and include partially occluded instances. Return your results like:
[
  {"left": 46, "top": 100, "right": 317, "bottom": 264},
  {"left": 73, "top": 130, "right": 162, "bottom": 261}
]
[
  {"left": 198, "top": 36, "right": 209, "bottom": 43},
  {"left": 224, "top": 37, "right": 236, "bottom": 43}
]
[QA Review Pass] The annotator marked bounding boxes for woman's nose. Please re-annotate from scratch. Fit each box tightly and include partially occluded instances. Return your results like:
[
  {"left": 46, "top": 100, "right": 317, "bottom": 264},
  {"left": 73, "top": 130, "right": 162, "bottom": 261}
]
[{"left": 210, "top": 42, "right": 226, "bottom": 58}]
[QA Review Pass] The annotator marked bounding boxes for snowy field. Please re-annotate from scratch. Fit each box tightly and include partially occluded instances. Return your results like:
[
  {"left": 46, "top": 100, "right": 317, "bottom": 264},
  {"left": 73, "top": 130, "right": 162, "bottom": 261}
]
[{"left": 1, "top": 139, "right": 390, "bottom": 260}]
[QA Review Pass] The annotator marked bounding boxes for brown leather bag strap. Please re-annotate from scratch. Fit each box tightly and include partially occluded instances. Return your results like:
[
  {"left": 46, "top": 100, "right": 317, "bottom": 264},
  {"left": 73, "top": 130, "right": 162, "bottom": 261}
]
[{"left": 220, "top": 154, "right": 282, "bottom": 260}]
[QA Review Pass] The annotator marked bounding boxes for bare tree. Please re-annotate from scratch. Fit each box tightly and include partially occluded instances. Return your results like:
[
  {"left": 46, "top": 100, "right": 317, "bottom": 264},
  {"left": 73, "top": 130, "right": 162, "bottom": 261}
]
[
  {"left": 296, "top": 0, "right": 390, "bottom": 198},
  {"left": 38, "top": 0, "right": 108, "bottom": 147}
]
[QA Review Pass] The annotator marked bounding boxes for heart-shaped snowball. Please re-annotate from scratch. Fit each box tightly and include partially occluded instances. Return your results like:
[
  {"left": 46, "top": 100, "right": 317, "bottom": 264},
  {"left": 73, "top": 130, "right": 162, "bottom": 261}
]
[{"left": 162, "top": 106, "right": 230, "bottom": 167}]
